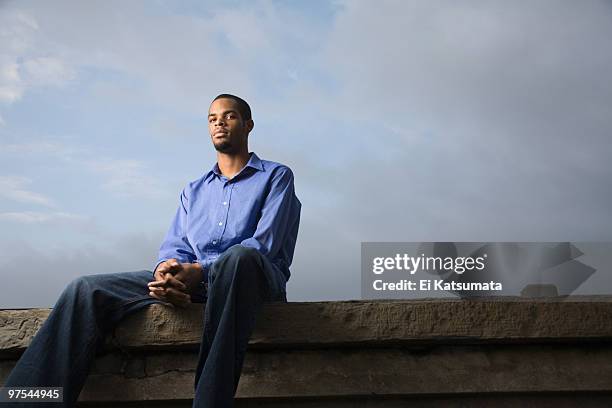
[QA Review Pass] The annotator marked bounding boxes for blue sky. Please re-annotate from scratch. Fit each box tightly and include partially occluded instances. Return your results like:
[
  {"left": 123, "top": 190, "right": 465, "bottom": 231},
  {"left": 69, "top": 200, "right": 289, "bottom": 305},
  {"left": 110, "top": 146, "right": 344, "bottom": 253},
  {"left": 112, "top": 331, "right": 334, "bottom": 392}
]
[{"left": 1, "top": 0, "right": 612, "bottom": 307}]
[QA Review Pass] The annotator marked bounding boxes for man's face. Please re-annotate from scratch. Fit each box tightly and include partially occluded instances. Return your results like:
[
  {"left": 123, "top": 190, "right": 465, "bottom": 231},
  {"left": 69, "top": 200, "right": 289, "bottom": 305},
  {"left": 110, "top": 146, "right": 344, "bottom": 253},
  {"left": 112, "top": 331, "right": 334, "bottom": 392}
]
[{"left": 208, "top": 98, "right": 252, "bottom": 154}]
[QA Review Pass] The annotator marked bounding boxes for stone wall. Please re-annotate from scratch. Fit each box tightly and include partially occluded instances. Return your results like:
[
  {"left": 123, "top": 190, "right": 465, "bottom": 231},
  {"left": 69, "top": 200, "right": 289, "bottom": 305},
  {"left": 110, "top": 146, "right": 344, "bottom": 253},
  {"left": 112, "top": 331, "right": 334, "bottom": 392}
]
[{"left": 2, "top": 297, "right": 612, "bottom": 407}]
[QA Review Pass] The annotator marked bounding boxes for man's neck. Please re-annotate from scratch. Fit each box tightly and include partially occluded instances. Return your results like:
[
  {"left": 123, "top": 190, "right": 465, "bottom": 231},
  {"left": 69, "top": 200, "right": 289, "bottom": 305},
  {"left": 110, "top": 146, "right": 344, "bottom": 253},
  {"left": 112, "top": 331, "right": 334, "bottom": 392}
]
[{"left": 217, "top": 150, "right": 250, "bottom": 179}]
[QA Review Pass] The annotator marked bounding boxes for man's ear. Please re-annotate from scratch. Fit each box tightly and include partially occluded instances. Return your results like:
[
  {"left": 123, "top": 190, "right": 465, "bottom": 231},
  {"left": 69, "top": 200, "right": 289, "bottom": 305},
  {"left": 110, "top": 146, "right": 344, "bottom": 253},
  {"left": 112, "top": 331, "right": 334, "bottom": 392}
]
[{"left": 246, "top": 119, "right": 254, "bottom": 134}]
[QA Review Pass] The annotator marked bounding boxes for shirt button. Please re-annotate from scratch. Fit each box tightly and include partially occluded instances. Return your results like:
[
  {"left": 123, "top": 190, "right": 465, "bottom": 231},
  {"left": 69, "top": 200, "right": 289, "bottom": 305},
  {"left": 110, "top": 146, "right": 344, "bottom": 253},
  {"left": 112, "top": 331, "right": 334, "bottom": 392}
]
[
  {"left": 218, "top": 222, "right": 223, "bottom": 226},
  {"left": 223, "top": 201, "right": 227, "bottom": 206},
  {"left": 212, "top": 240, "right": 217, "bottom": 245}
]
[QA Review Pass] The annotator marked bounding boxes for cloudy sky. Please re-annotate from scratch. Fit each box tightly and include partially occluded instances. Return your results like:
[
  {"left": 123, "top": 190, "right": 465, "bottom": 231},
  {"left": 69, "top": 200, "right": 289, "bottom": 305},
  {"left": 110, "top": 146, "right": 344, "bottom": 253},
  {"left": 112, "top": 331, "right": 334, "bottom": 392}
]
[{"left": 1, "top": 0, "right": 611, "bottom": 307}]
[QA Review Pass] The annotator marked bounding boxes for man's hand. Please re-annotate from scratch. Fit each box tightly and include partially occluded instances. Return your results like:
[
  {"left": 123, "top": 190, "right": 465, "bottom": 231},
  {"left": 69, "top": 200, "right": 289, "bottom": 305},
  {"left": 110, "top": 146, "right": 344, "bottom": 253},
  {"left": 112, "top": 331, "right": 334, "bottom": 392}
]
[
  {"left": 153, "top": 258, "right": 183, "bottom": 282},
  {"left": 148, "top": 259, "right": 203, "bottom": 307}
]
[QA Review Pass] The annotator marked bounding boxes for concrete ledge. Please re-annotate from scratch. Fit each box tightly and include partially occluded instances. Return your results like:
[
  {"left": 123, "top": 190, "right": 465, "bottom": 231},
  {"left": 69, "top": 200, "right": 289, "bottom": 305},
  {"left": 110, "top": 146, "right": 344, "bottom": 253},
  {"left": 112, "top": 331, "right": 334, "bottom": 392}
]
[
  {"left": 2, "top": 297, "right": 612, "bottom": 356},
  {"left": 2, "top": 297, "right": 612, "bottom": 405}
]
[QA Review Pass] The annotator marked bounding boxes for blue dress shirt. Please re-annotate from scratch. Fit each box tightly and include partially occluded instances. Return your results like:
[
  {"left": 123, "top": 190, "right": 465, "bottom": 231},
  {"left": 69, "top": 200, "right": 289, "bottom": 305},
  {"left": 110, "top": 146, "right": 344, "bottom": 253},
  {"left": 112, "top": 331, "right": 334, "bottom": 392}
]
[{"left": 156, "top": 152, "right": 301, "bottom": 283}]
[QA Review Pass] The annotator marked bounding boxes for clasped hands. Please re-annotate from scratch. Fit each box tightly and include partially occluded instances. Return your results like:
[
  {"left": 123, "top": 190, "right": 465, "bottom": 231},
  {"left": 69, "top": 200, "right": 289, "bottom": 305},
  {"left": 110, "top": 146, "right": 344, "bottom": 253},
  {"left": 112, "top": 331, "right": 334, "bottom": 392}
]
[{"left": 148, "top": 259, "right": 203, "bottom": 307}]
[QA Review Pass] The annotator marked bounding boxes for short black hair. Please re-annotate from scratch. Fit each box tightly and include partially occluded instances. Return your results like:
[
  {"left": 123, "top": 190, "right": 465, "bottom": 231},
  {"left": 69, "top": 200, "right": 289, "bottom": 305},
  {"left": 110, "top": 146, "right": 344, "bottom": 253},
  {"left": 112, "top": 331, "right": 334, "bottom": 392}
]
[{"left": 212, "top": 94, "right": 252, "bottom": 121}]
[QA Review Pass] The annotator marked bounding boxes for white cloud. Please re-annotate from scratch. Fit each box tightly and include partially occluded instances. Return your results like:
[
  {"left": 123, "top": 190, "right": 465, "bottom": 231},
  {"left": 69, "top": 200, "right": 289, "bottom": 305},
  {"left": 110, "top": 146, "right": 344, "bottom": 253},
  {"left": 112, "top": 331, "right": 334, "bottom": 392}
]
[
  {"left": 0, "top": 61, "right": 20, "bottom": 85},
  {"left": 0, "top": 140, "right": 81, "bottom": 158},
  {"left": 0, "top": 0, "right": 327, "bottom": 113},
  {"left": 0, "top": 175, "right": 55, "bottom": 207},
  {"left": 0, "top": 210, "right": 86, "bottom": 224},
  {"left": 0, "top": 9, "right": 76, "bottom": 105},
  {"left": 0, "top": 209, "right": 101, "bottom": 239},
  {"left": 0, "top": 60, "right": 22, "bottom": 103},
  {"left": 86, "top": 158, "right": 167, "bottom": 198},
  {"left": 1, "top": 141, "right": 167, "bottom": 199},
  {"left": 22, "top": 56, "right": 76, "bottom": 87}
]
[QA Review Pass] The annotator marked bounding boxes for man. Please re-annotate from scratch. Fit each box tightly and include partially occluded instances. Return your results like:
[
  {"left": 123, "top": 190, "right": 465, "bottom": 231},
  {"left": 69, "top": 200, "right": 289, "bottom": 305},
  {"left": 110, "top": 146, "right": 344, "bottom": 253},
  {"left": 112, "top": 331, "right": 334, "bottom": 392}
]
[{"left": 3, "top": 94, "right": 302, "bottom": 408}]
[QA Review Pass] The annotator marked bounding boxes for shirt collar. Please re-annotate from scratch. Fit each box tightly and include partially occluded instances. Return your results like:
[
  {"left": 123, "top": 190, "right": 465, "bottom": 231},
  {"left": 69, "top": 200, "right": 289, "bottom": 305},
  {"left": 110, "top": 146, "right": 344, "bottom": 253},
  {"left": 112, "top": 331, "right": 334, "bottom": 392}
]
[{"left": 210, "top": 152, "right": 264, "bottom": 178}]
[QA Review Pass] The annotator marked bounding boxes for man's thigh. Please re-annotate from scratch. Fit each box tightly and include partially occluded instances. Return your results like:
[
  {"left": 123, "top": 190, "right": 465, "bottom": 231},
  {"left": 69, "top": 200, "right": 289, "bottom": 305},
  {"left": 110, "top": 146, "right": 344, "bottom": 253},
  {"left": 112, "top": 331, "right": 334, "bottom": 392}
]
[
  {"left": 209, "top": 246, "right": 287, "bottom": 302},
  {"left": 67, "top": 270, "right": 159, "bottom": 315}
]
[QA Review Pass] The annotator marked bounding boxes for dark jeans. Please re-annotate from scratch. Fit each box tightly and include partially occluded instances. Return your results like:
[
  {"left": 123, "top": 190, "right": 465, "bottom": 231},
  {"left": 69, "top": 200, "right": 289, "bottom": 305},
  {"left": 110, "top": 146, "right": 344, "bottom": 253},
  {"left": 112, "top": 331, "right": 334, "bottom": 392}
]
[{"left": 3, "top": 245, "right": 287, "bottom": 408}]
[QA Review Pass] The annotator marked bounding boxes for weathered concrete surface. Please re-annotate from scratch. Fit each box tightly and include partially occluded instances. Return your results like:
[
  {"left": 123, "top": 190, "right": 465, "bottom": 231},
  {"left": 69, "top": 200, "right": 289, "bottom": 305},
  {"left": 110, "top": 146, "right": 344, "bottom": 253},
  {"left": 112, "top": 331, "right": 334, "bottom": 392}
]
[
  {"left": 3, "top": 344, "right": 612, "bottom": 403},
  {"left": 0, "top": 308, "right": 51, "bottom": 355},
  {"left": 3, "top": 297, "right": 612, "bottom": 405},
  {"left": 3, "top": 297, "right": 612, "bottom": 356}
]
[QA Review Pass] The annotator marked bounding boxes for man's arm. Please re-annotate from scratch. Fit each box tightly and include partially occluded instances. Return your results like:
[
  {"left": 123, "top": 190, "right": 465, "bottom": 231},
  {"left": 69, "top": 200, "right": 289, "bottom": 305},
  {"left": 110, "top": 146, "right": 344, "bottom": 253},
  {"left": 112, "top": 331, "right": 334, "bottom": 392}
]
[
  {"left": 240, "top": 166, "right": 300, "bottom": 264},
  {"left": 148, "top": 187, "right": 204, "bottom": 305},
  {"left": 156, "top": 187, "right": 197, "bottom": 270}
]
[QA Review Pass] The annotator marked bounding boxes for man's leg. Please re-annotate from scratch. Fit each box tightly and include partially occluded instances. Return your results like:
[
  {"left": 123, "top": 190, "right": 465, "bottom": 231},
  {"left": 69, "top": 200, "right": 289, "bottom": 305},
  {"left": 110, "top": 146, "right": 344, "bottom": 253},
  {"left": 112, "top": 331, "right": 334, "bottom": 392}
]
[
  {"left": 3, "top": 270, "right": 162, "bottom": 407},
  {"left": 193, "top": 245, "right": 287, "bottom": 408}
]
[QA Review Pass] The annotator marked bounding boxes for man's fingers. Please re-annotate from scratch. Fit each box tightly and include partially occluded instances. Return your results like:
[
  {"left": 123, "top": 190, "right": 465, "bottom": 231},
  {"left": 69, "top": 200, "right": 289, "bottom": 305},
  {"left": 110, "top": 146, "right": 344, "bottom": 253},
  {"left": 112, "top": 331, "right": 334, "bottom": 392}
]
[
  {"left": 147, "top": 276, "right": 184, "bottom": 290},
  {"left": 164, "top": 275, "right": 187, "bottom": 291},
  {"left": 149, "top": 279, "right": 167, "bottom": 288},
  {"left": 149, "top": 259, "right": 190, "bottom": 305},
  {"left": 154, "top": 262, "right": 172, "bottom": 281},
  {"left": 149, "top": 291, "right": 164, "bottom": 300},
  {"left": 149, "top": 282, "right": 189, "bottom": 303},
  {"left": 166, "top": 259, "right": 182, "bottom": 274},
  {"left": 149, "top": 287, "right": 167, "bottom": 300},
  {"left": 167, "top": 259, "right": 180, "bottom": 268},
  {"left": 153, "top": 269, "right": 168, "bottom": 282},
  {"left": 154, "top": 259, "right": 182, "bottom": 280},
  {"left": 165, "top": 287, "right": 191, "bottom": 307},
  {"left": 149, "top": 275, "right": 187, "bottom": 291}
]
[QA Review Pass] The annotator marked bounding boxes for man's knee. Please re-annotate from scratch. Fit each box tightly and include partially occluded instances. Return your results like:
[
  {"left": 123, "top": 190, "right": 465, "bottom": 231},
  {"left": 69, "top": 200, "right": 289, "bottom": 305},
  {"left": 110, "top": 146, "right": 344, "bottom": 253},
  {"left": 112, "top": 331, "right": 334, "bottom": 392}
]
[
  {"left": 223, "top": 245, "right": 261, "bottom": 264},
  {"left": 63, "top": 275, "right": 98, "bottom": 298},
  {"left": 64, "top": 273, "right": 125, "bottom": 301},
  {"left": 212, "top": 245, "right": 262, "bottom": 284}
]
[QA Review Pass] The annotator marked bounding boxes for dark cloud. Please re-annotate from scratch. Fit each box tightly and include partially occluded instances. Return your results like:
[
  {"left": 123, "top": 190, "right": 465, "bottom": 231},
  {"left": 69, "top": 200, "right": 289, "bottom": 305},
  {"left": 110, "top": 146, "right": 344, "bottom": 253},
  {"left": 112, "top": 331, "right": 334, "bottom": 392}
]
[{"left": 282, "top": 0, "right": 612, "bottom": 299}]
